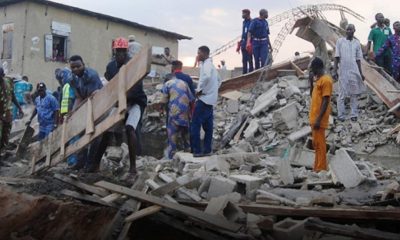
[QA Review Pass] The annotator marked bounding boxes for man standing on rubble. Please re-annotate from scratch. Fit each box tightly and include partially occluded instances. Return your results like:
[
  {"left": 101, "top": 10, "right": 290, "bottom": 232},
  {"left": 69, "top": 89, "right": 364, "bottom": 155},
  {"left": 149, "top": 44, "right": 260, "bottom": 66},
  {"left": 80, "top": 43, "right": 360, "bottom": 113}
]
[
  {"left": 172, "top": 60, "right": 195, "bottom": 96},
  {"left": 377, "top": 21, "right": 400, "bottom": 83},
  {"left": 238, "top": 9, "right": 253, "bottom": 74},
  {"left": 247, "top": 9, "right": 272, "bottom": 70},
  {"left": 366, "top": 13, "right": 392, "bottom": 74},
  {"left": 27, "top": 83, "right": 59, "bottom": 141},
  {"left": 0, "top": 68, "right": 23, "bottom": 153},
  {"left": 334, "top": 24, "right": 365, "bottom": 122},
  {"left": 68, "top": 55, "right": 103, "bottom": 171},
  {"left": 309, "top": 57, "right": 333, "bottom": 172},
  {"left": 191, "top": 46, "right": 221, "bottom": 157},
  {"left": 161, "top": 75, "right": 194, "bottom": 159},
  {"left": 103, "top": 37, "right": 147, "bottom": 179}
]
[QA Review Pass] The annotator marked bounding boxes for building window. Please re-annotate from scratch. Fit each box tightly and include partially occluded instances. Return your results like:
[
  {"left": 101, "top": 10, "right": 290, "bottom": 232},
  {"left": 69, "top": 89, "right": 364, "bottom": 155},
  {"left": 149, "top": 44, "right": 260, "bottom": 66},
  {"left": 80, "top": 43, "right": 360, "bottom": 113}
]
[
  {"left": 45, "top": 21, "right": 71, "bottom": 62},
  {"left": 1, "top": 23, "right": 14, "bottom": 60}
]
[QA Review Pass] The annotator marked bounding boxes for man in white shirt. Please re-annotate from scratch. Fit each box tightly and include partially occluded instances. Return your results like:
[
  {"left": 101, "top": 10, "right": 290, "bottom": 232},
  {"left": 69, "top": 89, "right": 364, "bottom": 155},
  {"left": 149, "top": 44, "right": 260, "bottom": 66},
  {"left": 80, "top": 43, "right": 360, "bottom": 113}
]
[
  {"left": 333, "top": 24, "right": 365, "bottom": 122},
  {"left": 191, "top": 46, "right": 221, "bottom": 157}
]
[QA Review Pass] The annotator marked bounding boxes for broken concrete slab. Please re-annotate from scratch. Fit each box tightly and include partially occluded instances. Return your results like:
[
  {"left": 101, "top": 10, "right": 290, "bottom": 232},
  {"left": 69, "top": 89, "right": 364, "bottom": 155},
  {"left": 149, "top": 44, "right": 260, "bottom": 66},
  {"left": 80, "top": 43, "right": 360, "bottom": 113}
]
[
  {"left": 204, "top": 156, "right": 230, "bottom": 174},
  {"left": 226, "top": 99, "right": 239, "bottom": 114},
  {"left": 230, "top": 175, "right": 263, "bottom": 198},
  {"left": 243, "top": 118, "right": 259, "bottom": 140},
  {"left": 207, "top": 176, "right": 237, "bottom": 199},
  {"left": 272, "top": 102, "right": 299, "bottom": 130},
  {"left": 329, "top": 149, "right": 365, "bottom": 188},
  {"left": 287, "top": 126, "right": 312, "bottom": 144},
  {"left": 279, "top": 149, "right": 294, "bottom": 185},
  {"left": 251, "top": 84, "right": 279, "bottom": 116}
]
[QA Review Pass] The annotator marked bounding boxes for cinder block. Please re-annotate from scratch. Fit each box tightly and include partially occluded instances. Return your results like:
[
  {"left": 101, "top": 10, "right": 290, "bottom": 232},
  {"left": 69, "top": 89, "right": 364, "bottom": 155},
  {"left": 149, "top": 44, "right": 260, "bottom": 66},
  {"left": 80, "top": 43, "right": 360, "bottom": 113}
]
[
  {"left": 287, "top": 126, "right": 312, "bottom": 144},
  {"left": 329, "top": 149, "right": 365, "bottom": 188},
  {"left": 273, "top": 217, "right": 306, "bottom": 240},
  {"left": 205, "top": 193, "right": 244, "bottom": 222},
  {"left": 230, "top": 174, "right": 263, "bottom": 198},
  {"left": 244, "top": 119, "right": 260, "bottom": 140},
  {"left": 207, "top": 176, "right": 237, "bottom": 199},
  {"left": 226, "top": 99, "right": 239, "bottom": 113}
]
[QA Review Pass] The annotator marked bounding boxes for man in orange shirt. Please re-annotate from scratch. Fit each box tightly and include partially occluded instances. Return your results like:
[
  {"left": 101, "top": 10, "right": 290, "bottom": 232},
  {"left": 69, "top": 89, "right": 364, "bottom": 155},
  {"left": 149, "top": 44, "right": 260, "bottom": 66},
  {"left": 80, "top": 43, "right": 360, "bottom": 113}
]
[{"left": 309, "top": 57, "right": 333, "bottom": 172}]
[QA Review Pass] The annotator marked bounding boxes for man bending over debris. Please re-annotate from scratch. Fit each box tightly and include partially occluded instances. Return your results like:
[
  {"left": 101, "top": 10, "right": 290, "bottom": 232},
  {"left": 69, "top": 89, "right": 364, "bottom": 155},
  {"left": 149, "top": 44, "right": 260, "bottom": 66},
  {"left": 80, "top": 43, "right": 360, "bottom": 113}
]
[
  {"left": 103, "top": 37, "right": 147, "bottom": 179},
  {"left": 27, "top": 82, "right": 59, "bottom": 141},
  {"left": 191, "top": 46, "right": 221, "bottom": 157},
  {"left": 0, "top": 68, "right": 23, "bottom": 152},
  {"left": 309, "top": 57, "right": 333, "bottom": 172},
  {"left": 68, "top": 55, "right": 103, "bottom": 171},
  {"left": 333, "top": 24, "right": 365, "bottom": 122},
  {"left": 161, "top": 75, "right": 194, "bottom": 159}
]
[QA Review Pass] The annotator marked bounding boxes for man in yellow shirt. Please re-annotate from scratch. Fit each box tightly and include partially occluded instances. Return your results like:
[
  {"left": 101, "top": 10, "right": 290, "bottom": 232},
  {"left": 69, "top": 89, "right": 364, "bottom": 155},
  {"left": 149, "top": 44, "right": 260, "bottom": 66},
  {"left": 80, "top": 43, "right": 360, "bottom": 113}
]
[{"left": 309, "top": 57, "right": 333, "bottom": 172}]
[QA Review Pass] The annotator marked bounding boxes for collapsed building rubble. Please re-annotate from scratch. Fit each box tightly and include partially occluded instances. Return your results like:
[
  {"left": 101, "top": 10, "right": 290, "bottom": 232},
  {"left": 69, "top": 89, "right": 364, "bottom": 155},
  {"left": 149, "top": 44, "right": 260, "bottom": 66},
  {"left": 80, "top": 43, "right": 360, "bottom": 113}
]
[{"left": 1, "top": 12, "right": 400, "bottom": 240}]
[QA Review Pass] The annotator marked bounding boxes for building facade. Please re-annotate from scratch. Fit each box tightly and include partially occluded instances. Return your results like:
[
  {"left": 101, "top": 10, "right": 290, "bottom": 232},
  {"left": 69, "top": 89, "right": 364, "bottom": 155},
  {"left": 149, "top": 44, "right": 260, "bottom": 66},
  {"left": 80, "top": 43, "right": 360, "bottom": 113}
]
[{"left": 0, "top": 0, "right": 190, "bottom": 90}]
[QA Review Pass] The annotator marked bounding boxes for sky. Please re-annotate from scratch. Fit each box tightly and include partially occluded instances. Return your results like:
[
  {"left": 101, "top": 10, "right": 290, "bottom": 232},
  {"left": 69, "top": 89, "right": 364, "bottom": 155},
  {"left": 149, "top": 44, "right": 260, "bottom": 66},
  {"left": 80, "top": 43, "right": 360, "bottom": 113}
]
[{"left": 53, "top": 0, "right": 398, "bottom": 69}]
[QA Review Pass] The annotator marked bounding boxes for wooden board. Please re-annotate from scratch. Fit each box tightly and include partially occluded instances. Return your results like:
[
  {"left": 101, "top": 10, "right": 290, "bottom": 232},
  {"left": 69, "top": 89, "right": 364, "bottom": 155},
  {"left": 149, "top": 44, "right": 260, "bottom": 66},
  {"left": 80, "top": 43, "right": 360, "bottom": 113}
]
[
  {"left": 60, "top": 189, "right": 115, "bottom": 208},
  {"left": 95, "top": 181, "right": 242, "bottom": 232},
  {"left": 54, "top": 174, "right": 109, "bottom": 197},
  {"left": 16, "top": 126, "right": 34, "bottom": 158},
  {"left": 31, "top": 47, "right": 151, "bottom": 172},
  {"left": 124, "top": 205, "right": 162, "bottom": 223}
]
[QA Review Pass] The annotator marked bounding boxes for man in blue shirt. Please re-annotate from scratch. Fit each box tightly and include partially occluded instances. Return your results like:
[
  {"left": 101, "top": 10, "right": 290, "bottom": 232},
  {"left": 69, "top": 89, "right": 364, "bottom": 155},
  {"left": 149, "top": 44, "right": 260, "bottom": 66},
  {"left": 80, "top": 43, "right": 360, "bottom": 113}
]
[
  {"left": 247, "top": 9, "right": 273, "bottom": 70},
  {"left": 237, "top": 9, "right": 254, "bottom": 74},
  {"left": 27, "top": 82, "right": 59, "bottom": 141},
  {"left": 69, "top": 55, "right": 103, "bottom": 171},
  {"left": 12, "top": 76, "right": 32, "bottom": 119}
]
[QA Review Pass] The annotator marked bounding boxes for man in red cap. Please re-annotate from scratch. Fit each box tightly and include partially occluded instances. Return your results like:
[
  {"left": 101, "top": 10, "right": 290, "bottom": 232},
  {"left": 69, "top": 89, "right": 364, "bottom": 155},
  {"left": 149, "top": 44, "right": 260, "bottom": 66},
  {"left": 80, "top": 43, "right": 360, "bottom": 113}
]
[{"left": 237, "top": 9, "right": 254, "bottom": 74}]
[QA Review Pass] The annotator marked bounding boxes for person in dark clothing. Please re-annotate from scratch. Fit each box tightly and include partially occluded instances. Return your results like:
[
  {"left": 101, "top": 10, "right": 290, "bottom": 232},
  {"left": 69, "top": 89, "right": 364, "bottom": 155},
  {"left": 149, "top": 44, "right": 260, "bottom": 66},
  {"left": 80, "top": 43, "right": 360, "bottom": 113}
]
[
  {"left": 103, "top": 37, "right": 147, "bottom": 180},
  {"left": 171, "top": 60, "right": 195, "bottom": 96}
]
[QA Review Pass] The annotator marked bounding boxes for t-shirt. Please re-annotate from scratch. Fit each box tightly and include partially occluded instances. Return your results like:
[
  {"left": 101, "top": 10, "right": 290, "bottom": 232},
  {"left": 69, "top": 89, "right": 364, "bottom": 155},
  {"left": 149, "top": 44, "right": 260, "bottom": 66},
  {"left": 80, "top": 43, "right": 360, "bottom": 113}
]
[
  {"left": 368, "top": 26, "right": 392, "bottom": 55},
  {"left": 309, "top": 75, "right": 333, "bottom": 129},
  {"left": 35, "top": 93, "right": 59, "bottom": 127},
  {"left": 0, "top": 78, "right": 14, "bottom": 122},
  {"left": 14, "top": 80, "right": 32, "bottom": 105},
  {"left": 105, "top": 58, "right": 147, "bottom": 109},
  {"left": 70, "top": 67, "right": 103, "bottom": 99},
  {"left": 174, "top": 71, "right": 195, "bottom": 96},
  {"left": 241, "top": 18, "right": 252, "bottom": 47}
]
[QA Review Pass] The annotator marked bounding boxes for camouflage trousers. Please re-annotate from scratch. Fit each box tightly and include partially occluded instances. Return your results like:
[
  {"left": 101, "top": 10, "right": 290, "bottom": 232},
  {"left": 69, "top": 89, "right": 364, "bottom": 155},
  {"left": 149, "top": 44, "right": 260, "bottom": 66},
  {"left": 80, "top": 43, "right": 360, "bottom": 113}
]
[{"left": 0, "top": 120, "right": 12, "bottom": 151}]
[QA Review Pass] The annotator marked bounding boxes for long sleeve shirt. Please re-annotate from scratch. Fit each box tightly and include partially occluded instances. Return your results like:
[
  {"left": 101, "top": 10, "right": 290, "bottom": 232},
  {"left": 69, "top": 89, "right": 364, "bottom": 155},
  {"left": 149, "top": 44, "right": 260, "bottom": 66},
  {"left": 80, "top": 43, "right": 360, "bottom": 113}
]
[{"left": 197, "top": 58, "right": 221, "bottom": 106}]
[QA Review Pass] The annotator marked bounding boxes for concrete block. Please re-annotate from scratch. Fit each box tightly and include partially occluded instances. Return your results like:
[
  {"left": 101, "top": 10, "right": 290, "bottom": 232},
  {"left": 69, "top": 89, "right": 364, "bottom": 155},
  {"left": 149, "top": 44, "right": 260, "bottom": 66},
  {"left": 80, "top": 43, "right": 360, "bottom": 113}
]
[
  {"left": 287, "top": 126, "right": 312, "bottom": 144},
  {"left": 173, "top": 152, "right": 207, "bottom": 174},
  {"left": 230, "top": 174, "right": 263, "bottom": 198},
  {"left": 273, "top": 218, "right": 306, "bottom": 240},
  {"left": 272, "top": 102, "right": 298, "bottom": 130},
  {"left": 283, "top": 84, "right": 301, "bottom": 99},
  {"left": 207, "top": 176, "right": 237, "bottom": 199},
  {"left": 329, "top": 149, "right": 365, "bottom": 188},
  {"left": 226, "top": 99, "right": 239, "bottom": 113},
  {"left": 279, "top": 98, "right": 287, "bottom": 106},
  {"left": 279, "top": 150, "right": 294, "bottom": 185},
  {"left": 251, "top": 84, "right": 279, "bottom": 116},
  {"left": 205, "top": 193, "right": 244, "bottom": 222},
  {"left": 244, "top": 118, "right": 259, "bottom": 140},
  {"left": 204, "top": 156, "right": 230, "bottom": 174},
  {"left": 291, "top": 148, "right": 315, "bottom": 168}
]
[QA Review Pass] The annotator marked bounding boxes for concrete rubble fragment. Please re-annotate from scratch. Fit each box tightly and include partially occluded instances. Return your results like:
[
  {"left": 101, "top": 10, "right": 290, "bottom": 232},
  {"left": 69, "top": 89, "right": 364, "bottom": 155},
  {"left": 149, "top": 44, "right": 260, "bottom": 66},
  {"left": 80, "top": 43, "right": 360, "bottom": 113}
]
[{"left": 329, "top": 149, "right": 365, "bottom": 188}]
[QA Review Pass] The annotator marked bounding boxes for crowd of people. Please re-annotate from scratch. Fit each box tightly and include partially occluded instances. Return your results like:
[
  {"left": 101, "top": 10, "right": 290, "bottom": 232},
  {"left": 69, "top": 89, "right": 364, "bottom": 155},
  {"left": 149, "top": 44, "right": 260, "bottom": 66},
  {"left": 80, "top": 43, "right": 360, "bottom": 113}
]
[{"left": 0, "top": 9, "right": 398, "bottom": 180}]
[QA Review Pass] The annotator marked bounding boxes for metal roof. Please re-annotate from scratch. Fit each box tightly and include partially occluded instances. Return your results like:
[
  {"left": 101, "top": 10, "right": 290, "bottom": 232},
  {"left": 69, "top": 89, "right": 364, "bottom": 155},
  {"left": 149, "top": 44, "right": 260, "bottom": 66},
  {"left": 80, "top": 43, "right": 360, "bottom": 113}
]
[{"left": 0, "top": 0, "right": 192, "bottom": 40}]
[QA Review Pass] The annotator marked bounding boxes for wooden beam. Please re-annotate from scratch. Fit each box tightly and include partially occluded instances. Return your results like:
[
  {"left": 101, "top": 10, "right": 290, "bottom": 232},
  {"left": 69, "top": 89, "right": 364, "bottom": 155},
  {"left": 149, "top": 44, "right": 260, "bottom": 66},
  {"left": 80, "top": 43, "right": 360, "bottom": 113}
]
[
  {"left": 30, "top": 47, "right": 151, "bottom": 172},
  {"left": 101, "top": 193, "right": 122, "bottom": 203},
  {"left": 95, "top": 181, "right": 242, "bottom": 232},
  {"left": 86, "top": 98, "right": 94, "bottom": 135},
  {"left": 60, "top": 189, "right": 115, "bottom": 208},
  {"left": 54, "top": 174, "right": 109, "bottom": 197},
  {"left": 239, "top": 204, "right": 400, "bottom": 221},
  {"left": 304, "top": 218, "right": 400, "bottom": 240},
  {"left": 124, "top": 205, "right": 162, "bottom": 223}
]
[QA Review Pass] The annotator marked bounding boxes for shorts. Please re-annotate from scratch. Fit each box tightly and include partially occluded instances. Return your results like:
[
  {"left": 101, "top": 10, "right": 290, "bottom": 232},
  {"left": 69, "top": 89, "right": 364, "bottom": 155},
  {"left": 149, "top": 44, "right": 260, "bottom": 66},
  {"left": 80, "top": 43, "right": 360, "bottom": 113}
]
[{"left": 126, "top": 104, "right": 142, "bottom": 129}]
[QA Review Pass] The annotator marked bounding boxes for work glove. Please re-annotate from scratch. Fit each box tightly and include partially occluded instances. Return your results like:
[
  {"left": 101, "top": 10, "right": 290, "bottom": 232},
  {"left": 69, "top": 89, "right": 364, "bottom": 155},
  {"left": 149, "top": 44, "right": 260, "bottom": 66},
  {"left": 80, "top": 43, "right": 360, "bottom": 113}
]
[
  {"left": 236, "top": 41, "right": 241, "bottom": 53},
  {"left": 246, "top": 40, "right": 252, "bottom": 54}
]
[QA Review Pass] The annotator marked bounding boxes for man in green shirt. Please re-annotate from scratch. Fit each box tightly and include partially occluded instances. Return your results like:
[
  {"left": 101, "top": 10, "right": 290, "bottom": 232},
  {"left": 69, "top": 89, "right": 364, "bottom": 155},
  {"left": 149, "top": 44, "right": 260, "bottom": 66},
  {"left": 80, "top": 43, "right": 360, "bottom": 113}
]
[
  {"left": 0, "top": 68, "right": 23, "bottom": 153},
  {"left": 365, "top": 13, "right": 392, "bottom": 74}
]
